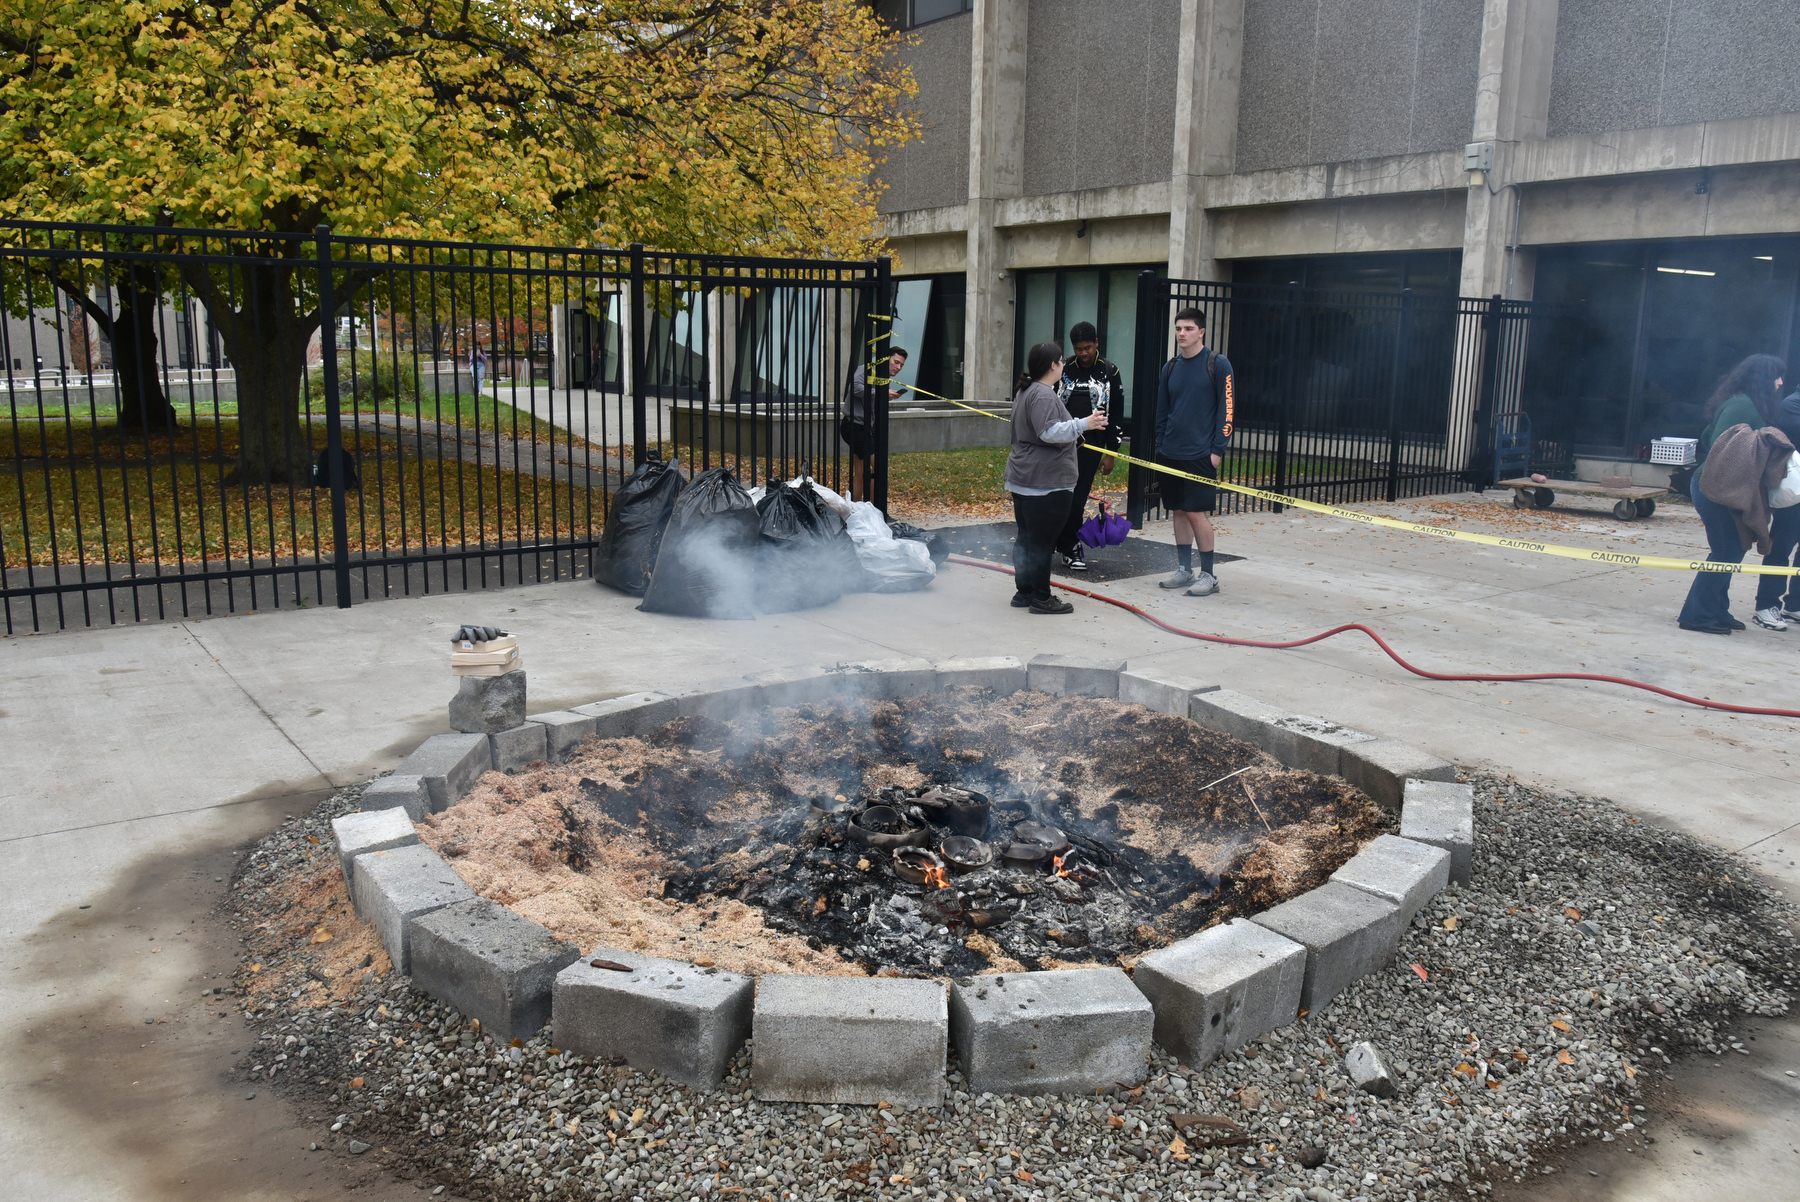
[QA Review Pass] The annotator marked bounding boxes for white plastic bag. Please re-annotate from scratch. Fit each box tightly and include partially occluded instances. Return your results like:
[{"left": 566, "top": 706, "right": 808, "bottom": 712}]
[
  {"left": 843, "top": 501, "right": 935, "bottom": 591},
  {"left": 1769, "top": 452, "right": 1800, "bottom": 509}
]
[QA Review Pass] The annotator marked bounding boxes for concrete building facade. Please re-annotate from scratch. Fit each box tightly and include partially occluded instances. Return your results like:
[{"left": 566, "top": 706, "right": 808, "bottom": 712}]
[{"left": 872, "top": 0, "right": 1800, "bottom": 466}]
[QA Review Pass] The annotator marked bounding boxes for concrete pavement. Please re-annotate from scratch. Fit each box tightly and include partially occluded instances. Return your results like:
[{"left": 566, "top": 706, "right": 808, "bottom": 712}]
[{"left": 3, "top": 489, "right": 1796, "bottom": 1198}]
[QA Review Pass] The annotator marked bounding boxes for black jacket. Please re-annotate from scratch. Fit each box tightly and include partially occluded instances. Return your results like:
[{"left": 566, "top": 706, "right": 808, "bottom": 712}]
[
  {"left": 1056, "top": 355, "right": 1125, "bottom": 451},
  {"left": 1776, "top": 391, "right": 1800, "bottom": 448}
]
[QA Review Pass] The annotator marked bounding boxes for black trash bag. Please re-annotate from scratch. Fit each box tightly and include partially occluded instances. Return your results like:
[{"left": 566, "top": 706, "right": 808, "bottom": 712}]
[
  {"left": 311, "top": 445, "right": 360, "bottom": 490},
  {"left": 754, "top": 481, "right": 863, "bottom": 612},
  {"left": 639, "top": 467, "right": 759, "bottom": 618},
  {"left": 886, "top": 517, "right": 949, "bottom": 564},
  {"left": 593, "top": 453, "right": 685, "bottom": 596}
]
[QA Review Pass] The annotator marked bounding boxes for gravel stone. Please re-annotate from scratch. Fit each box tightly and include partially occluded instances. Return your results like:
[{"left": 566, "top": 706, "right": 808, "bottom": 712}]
[{"left": 228, "top": 771, "right": 1796, "bottom": 1201}]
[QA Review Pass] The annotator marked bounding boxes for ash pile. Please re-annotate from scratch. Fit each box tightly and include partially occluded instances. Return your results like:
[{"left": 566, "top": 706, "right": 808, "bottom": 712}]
[{"left": 668, "top": 783, "right": 1220, "bottom": 977}]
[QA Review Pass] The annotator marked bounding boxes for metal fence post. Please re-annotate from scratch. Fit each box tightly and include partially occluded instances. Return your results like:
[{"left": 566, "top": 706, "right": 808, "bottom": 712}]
[
  {"left": 629, "top": 243, "right": 648, "bottom": 467},
  {"left": 1126, "top": 269, "right": 1159, "bottom": 528},
  {"left": 1386, "top": 288, "right": 1410, "bottom": 502},
  {"left": 315, "top": 226, "right": 352, "bottom": 609},
  {"left": 871, "top": 256, "right": 892, "bottom": 514}
]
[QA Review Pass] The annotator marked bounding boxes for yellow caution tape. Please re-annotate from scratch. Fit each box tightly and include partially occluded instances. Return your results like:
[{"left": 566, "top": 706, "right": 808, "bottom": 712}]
[{"left": 872, "top": 379, "right": 1800, "bottom": 577}]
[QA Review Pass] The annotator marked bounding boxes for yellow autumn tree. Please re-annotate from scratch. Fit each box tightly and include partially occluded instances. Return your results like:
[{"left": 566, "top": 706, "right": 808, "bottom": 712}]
[{"left": 0, "top": 0, "right": 917, "bottom": 480}]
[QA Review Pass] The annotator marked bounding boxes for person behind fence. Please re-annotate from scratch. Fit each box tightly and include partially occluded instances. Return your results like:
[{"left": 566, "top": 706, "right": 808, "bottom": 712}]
[
  {"left": 1006, "top": 341, "right": 1108, "bottom": 615},
  {"left": 1755, "top": 383, "right": 1800, "bottom": 630},
  {"left": 1677, "top": 353, "right": 1787, "bottom": 635},
  {"left": 842, "top": 346, "right": 908, "bottom": 503},
  {"left": 470, "top": 343, "right": 488, "bottom": 393},
  {"left": 1154, "top": 306, "right": 1234, "bottom": 596},
  {"left": 1053, "top": 321, "right": 1125, "bottom": 572}
]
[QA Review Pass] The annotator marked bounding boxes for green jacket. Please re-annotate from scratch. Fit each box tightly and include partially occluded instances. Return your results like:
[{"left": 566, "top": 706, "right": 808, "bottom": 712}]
[{"left": 1697, "top": 393, "right": 1762, "bottom": 484}]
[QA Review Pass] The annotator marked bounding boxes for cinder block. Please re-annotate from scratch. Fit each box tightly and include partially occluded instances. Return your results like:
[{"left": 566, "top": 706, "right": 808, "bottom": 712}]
[
  {"left": 1400, "top": 779, "right": 1475, "bottom": 886},
  {"left": 1248, "top": 882, "right": 1403, "bottom": 1013},
  {"left": 553, "top": 948, "right": 755, "bottom": 1090},
  {"left": 746, "top": 665, "right": 841, "bottom": 709},
  {"left": 1118, "top": 667, "right": 1221, "bottom": 716},
  {"left": 572, "top": 692, "right": 678, "bottom": 739},
  {"left": 753, "top": 975, "right": 946, "bottom": 1108},
  {"left": 934, "top": 656, "right": 1028, "bottom": 695},
  {"left": 1132, "top": 919, "right": 1307, "bottom": 1070},
  {"left": 1329, "top": 835, "right": 1450, "bottom": 923},
  {"left": 351, "top": 844, "right": 476, "bottom": 975},
  {"left": 448, "top": 670, "right": 527, "bottom": 734},
  {"left": 949, "top": 968, "right": 1152, "bottom": 1095},
  {"left": 1340, "top": 738, "right": 1456, "bottom": 812},
  {"left": 331, "top": 809, "right": 417, "bottom": 898},
  {"left": 409, "top": 898, "right": 579, "bottom": 1040},
  {"left": 1187, "top": 690, "right": 1296, "bottom": 760},
  {"left": 828, "top": 657, "right": 938, "bottom": 700},
  {"left": 527, "top": 711, "right": 598, "bottom": 763},
  {"left": 395, "top": 732, "right": 492, "bottom": 813},
  {"left": 1268, "top": 714, "right": 1378, "bottom": 776},
  {"left": 360, "top": 774, "right": 429, "bottom": 821},
  {"left": 670, "top": 677, "right": 761, "bottom": 721},
  {"left": 489, "top": 722, "right": 548, "bottom": 774},
  {"left": 1027, "top": 654, "right": 1128, "bottom": 698}
]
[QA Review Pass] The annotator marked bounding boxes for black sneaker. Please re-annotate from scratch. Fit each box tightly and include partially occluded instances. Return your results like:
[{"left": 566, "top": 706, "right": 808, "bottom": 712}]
[
  {"left": 1010, "top": 592, "right": 1034, "bottom": 608},
  {"left": 1059, "top": 547, "right": 1089, "bottom": 572},
  {"left": 1723, "top": 614, "right": 1746, "bottom": 630},
  {"left": 1029, "top": 597, "right": 1074, "bottom": 615},
  {"left": 1678, "top": 621, "right": 1733, "bottom": 635}
]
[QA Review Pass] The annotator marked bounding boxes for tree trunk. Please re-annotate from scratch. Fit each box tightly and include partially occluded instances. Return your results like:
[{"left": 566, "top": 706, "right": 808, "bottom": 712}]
[
  {"left": 187, "top": 258, "right": 318, "bottom": 486},
  {"left": 112, "top": 265, "right": 179, "bottom": 436}
]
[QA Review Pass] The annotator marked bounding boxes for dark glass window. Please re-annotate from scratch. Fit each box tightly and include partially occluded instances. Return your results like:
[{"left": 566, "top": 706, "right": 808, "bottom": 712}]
[
  {"left": 1531, "top": 236, "right": 1800, "bottom": 455},
  {"left": 1011, "top": 265, "right": 1166, "bottom": 413},
  {"left": 877, "top": 0, "right": 971, "bottom": 30},
  {"left": 886, "top": 273, "right": 966, "bottom": 400},
  {"left": 1230, "top": 250, "right": 1463, "bottom": 295}
]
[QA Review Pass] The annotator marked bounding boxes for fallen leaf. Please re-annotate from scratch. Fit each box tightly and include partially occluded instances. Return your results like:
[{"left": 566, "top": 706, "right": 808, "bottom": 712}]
[
  {"left": 876, "top": 1101, "right": 891, "bottom": 1111},
  {"left": 1486, "top": 1080, "right": 1503, "bottom": 1089},
  {"left": 589, "top": 959, "right": 633, "bottom": 972},
  {"left": 630, "top": 1108, "right": 645, "bottom": 1124},
  {"left": 1108, "top": 1115, "right": 1125, "bottom": 1128},
  {"left": 307, "top": 835, "right": 320, "bottom": 844},
  {"left": 1014, "top": 1170, "right": 1034, "bottom": 1182},
  {"left": 350, "top": 1077, "right": 364, "bottom": 1089},
  {"left": 1410, "top": 962, "right": 1429, "bottom": 981},
  {"left": 1443, "top": 917, "right": 1458, "bottom": 931},
  {"left": 311, "top": 929, "right": 333, "bottom": 944},
  {"left": 813, "top": 896, "right": 828, "bottom": 917},
  {"left": 1557, "top": 1050, "right": 1574, "bottom": 1066},
  {"left": 856, "top": 858, "right": 871, "bottom": 872},
  {"left": 1551, "top": 1020, "right": 1572, "bottom": 1032},
  {"left": 1454, "top": 1063, "right": 1477, "bottom": 1077},
  {"left": 1511, "top": 1051, "right": 1530, "bottom": 1062},
  {"left": 1623, "top": 1063, "right": 1637, "bottom": 1079},
  {"left": 1564, "top": 907, "right": 1582, "bottom": 920},
  {"left": 249, "top": 963, "right": 262, "bottom": 973},
  {"left": 693, "top": 958, "right": 715, "bottom": 968}
]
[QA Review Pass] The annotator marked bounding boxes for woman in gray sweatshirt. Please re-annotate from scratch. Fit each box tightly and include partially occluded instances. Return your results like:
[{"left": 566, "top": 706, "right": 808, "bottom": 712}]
[{"left": 1006, "top": 341, "right": 1108, "bottom": 614}]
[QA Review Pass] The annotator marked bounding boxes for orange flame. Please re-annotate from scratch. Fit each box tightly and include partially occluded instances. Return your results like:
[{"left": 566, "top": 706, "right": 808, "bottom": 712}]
[
  {"left": 1052, "top": 852, "right": 1073, "bottom": 878},
  {"left": 923, "top": 863, "right": 952, "bottom": 890}
]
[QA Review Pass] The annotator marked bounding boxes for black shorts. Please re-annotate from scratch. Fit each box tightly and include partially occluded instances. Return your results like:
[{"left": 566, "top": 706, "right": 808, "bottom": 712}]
[
  {"left": 1156, "top": 455, "right": 1217, "bottom": 513},
  {"left": 839, "top": 417, "right": 874, "bottom": 459}
]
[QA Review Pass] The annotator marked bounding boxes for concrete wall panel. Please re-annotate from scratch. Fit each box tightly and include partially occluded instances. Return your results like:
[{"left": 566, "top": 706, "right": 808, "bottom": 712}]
[
  {"left": 1215, "top": 192, "right": 1466, "bottom": 260},
  {"left": 888, "top": 233, "right": 969, "bottom": 276},
  {"left": 1236, "top": 0, "right": 1483, "bottom": 173},
  {"left": 1001, "top": 215, "right": 1172, "bottom": 270},
  {"left": 877, "top": 17, "right": 974, "bottom": 214},
  {"left": 1519, "top": 162, "right": 1800, "bottom": 246},
  {"left": 1021, "top": 0, "right": 1180, "bottom": 197},
  {"left": 1547, "top": 0, "right": 1800, "bottom": 137}
]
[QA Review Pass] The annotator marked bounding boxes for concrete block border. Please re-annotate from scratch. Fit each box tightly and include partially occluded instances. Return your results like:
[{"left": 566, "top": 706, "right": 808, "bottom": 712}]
[{"left": 337, "top": 657, "right": 1474, "bottom": 1104}]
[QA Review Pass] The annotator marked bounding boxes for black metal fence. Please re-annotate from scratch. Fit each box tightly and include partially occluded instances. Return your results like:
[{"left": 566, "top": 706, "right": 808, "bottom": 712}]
[
  {"left": 1127, "top": 273, "right": 1580, "bottom": 523},
  {"left": 1, "top": 220, "right": 888, "bottom": 631}
]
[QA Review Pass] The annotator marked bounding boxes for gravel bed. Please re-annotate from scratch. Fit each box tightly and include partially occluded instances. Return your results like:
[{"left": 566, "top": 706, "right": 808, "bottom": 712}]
[{"left": 225, "top": 771, "right": 1798, "bottom": 1202}]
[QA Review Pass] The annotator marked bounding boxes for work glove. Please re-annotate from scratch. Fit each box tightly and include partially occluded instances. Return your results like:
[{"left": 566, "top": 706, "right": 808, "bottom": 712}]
[{"left": 453, "top": 624, "right": 509, "bottom": 644}]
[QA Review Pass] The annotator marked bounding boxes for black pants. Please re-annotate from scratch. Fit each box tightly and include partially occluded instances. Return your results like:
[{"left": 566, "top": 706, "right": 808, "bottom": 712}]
[
  {"left": 1012, "top": 490, "right": 1071, "bottom": 603},
  {"left": 1055, "top": 445, "right": 1110, "bottom": 555}
]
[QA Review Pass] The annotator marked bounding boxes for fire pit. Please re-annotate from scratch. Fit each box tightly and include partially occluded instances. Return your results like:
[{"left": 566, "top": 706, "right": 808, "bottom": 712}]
[{"left": 417, "top": 686, "right": 1391, "bottom": 979}]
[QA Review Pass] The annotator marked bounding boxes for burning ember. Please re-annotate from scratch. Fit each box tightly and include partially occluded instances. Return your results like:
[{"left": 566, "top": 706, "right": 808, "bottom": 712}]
[{"left": 418, "top": 688, "right": 1393, "bottom": 978}]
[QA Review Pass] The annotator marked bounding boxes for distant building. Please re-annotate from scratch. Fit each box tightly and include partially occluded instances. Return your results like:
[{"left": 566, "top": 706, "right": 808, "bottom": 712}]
[{"left": 871, "top": 0, "right": 1800, "bottom": 466}]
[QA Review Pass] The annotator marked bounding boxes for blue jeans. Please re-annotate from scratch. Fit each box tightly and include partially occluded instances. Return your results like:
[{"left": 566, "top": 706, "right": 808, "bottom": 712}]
[
  {"left": 1755, "top": 504, "right": 1800, "bottom": 612},
  {"left": 1678, "top": 485, "right": 1748, "bottom": 627}
]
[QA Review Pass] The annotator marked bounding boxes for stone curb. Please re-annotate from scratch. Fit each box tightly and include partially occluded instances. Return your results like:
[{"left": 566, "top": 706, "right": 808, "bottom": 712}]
[{"left": 340, "top": 660, "right": 1471, "bottom": 1100}]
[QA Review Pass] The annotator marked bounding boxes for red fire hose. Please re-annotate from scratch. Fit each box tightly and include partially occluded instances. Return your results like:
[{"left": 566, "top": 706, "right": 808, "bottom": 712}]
[{"left": 947, "top": 555, "right": 1800, "bottom": 720}]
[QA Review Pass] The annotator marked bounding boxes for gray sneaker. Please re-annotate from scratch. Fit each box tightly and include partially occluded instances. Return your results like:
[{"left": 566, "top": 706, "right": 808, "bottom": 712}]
[
  {"left": 1184, "top": 571, "right": 1219, "bottom": 597},
  {"left": 1158, "top": 567, "right": 1195, "bottom": 590}
]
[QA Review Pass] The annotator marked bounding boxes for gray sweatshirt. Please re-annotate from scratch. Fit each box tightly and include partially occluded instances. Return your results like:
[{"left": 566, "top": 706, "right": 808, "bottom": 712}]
[{"left": 1005, "top": 381, "right": 1086, "bottom": 494}]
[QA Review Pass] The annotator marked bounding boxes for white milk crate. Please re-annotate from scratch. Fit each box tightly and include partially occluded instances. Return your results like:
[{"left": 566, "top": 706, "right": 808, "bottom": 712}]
[{"left": 1650, "top": 437, "right": 1698, "bottom": 466}]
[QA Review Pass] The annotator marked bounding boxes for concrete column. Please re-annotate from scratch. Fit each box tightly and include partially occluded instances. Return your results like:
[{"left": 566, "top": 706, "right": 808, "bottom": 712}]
[
  {"left": 1458, "top": 0, "right": 1558, "bottom": 302},
  {"left": 962, "top": 0, "right": 1028, "bottom": 402},
  {"left": 1168, "top": 0, "right": 1244, "bottom": 285}
]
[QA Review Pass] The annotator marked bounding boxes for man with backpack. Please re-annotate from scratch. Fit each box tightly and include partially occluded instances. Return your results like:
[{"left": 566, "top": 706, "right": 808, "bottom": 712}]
[
  {"left": 1053, "top": 321, "right": 1125, "bottom": 572},
  {"left": 1154, "top": 307, "right": 1234, "bottom": 596},
  {"left": 843, "top": 346, "right": 908, "bottom": 501}
]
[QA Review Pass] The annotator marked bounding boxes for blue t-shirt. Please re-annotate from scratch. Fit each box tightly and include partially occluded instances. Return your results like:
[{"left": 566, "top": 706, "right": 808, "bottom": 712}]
[{"left": 1154, "top": 349, "right": 1234, "bottom": 461}]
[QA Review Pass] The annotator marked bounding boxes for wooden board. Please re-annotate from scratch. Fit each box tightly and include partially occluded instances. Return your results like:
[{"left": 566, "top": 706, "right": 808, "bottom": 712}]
[{"left": 1497, "top": 478, "right": 1666, "bottom": 500}]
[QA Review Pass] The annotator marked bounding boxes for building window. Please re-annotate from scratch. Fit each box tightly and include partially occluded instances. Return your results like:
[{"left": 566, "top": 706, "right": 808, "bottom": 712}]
[
  {"left": 874, "top": 0, "right": 972, "bottom": 29},
  {"left": 1011, "top": 265, "right": 1165, "bottom": 412},
  {"left": 885, "top": 274, "right": 965, "bottom": 401}
]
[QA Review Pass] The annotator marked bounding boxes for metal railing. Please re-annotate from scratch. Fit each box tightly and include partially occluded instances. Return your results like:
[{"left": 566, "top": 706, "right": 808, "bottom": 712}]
[
  {"left": 1, "top": 221, "right": 887, "bottom": 631},
  {"left": 1127, "top": 272, "right": 1580, "bottom": 522}
]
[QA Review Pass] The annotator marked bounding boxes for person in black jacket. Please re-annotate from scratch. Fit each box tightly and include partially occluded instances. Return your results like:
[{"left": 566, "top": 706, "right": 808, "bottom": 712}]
[
  {"left": 1052, "top": 322, "right": 1125, "bottom": 571},
  {"left": 1154, "top": 307, "right": 1234, "bottom": 596},
  {"left": 1753, "top": 387, "right": 1800, "bottom": 629}
]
